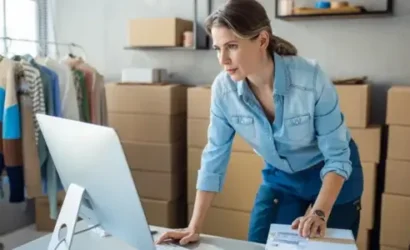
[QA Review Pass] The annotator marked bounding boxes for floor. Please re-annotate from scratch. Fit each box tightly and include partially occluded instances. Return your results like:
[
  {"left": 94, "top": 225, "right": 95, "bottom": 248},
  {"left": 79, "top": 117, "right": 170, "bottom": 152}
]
[{"left": 0, "top": 225, "right": 47, "bottom": 250}]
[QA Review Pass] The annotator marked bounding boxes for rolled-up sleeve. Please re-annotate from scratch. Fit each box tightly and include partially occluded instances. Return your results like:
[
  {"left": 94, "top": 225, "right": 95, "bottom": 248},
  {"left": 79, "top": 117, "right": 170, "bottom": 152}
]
[
  {"left": 314, "top": 64, "right": 352, "bottom": 181},
  {"left": 196, "top": 81, "right": 235, "bottom": 192}
]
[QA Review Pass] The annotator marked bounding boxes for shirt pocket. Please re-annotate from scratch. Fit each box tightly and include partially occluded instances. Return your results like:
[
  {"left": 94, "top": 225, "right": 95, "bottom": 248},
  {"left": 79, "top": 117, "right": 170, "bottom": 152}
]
[
  {"left": 284, "top": 114, "right": 312, "bottom": 141},
  {"left": 231, "top": 115, "right": 255, "bottom": 138}
]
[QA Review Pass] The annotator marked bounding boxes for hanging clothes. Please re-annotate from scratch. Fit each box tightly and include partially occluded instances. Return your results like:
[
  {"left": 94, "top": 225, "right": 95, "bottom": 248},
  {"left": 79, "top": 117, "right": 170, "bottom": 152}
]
[
  {"left": 36, "top": 57, "right": 80, "bottom": 121},
  {"left": 72, "top": 69, "right": 90, "bottom": 123},
  {"left": 0, "top": 47, "right": 108, "bottom": 220},
  {"left": 0, "top": 58, "right": 24, "bottom": 203}
]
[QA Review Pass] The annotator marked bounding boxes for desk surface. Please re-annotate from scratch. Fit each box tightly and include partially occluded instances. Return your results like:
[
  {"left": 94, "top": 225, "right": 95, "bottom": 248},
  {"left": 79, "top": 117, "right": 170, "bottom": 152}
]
[{"left": 14, "top": 221, "right": 265, "bottom": 250}]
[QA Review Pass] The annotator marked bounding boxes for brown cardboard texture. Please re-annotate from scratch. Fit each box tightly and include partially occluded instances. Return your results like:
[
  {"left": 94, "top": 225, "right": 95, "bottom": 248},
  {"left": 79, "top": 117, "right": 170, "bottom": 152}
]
[
  {"left": 350, "top": 126, "right": 381, "bottom": 163},
  {"left": 356, "top": 229, "right": 370, "bottom": 250},
  {"left": 380, "top": 193, "right": 410, "bottom": 249},
  {"left": 384, "top": 160, "right": 410, "bottom": 196},
  {"left": 188, "top": 205, "right": 250, "bottom": 241},
  {"left": 380, "top": 246, "right": 406, "bottom": 250},
  {"left": 187, "top": 85, "right": 212, "bottom": 119},
  {"left": 128, "top": 18, "right": 193, "bottom": 47},
  {"left": 141, "top": 198, "right": 186, "bottom": 229},
  {"left": 106, "top": 83, "right": 187, "bottom": 115},
  {"left": 122, "top": 141, "right": 185, "bottom": 173},
  {"left": 335, "top": 83, "right": 370, "bottom": 128},
  {"left": 361, "top": 163, "right": 377, "bottom": 230},
  {"left": 387, "top": 126, "right": 410, "bottom": 161},
  {"left": 386, "top": 86, "right": 410, "bottom": 125},
  {"left": 131, "top": 170, "right": 185, "bottom": 202},
  {"left": 187, "top": 148, "right": 263, "bottom": 212},
  {"left": 108, "top": 113, "right": 186, "bottom": 143},
  {"left": 187, "top": 118, "right": 253, "bottom": 152}
]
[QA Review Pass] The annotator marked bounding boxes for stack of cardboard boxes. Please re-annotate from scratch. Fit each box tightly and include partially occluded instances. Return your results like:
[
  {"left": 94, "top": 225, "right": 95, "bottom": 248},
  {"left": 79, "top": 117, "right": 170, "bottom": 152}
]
[
  {"left": 105, "top": 83, "right": 188, "bottom": 228},
  {"left": 334, "top": 83, "right": 381, "bottom": 250},
  {"left": 186, "top": 86, "right": 263, "bottom": 240},
  {"left": 380, "top": 86, "right": 410, "bottom": 250}
]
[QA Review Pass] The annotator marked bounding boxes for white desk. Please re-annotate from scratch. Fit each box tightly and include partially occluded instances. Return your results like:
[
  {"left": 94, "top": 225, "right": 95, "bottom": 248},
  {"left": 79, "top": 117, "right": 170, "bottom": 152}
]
[{"left": 14, "top": 221, "right": 265, "bottom": 250}]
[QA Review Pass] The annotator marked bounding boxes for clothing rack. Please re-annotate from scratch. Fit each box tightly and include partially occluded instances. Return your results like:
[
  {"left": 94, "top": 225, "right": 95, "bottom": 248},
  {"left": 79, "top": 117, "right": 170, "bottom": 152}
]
[{"left": 0, "top": 36, "right": 87, "bottom": 59}]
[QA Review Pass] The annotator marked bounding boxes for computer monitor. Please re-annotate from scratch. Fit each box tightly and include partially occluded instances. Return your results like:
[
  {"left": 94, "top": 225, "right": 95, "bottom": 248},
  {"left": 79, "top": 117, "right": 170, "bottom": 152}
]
[{"left": 36, "top": 114, "right": 159, "bottom": 250}]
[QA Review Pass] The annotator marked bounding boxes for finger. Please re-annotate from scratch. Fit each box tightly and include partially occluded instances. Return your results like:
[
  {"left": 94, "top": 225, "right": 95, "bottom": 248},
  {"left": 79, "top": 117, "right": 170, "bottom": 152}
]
[
  {"left": 156, "top": 231, "right": 183, "bottom": 244},
  {"left": 302, "top": 217, "right": 313, "bottom": 238},
  {"left": 310, "top": 220, "right": 320, "bottom": 238},
  {"left": 298, "top": 217, "right": 308, "bottom": 237},
  {"left": 180, "top": 233, "right": 195, "bottom": 245},
  {"left": 319, "top": 223, "right": 326, "bottom": 238},
  {"left": 291, "top": 217, "right": 301, "bottom": 229}
]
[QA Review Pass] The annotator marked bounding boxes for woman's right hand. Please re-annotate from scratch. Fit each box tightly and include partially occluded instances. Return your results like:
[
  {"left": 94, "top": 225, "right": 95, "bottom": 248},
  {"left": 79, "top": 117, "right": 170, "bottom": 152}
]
[{"left": 155, "top": 227, "right": 200, "bottom": 246}]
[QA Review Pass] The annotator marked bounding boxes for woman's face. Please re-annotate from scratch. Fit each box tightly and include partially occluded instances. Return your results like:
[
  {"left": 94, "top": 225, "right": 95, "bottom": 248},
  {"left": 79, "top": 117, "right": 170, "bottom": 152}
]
[{"left": 211, "top": 26, "right": 267, "bottom": 81}]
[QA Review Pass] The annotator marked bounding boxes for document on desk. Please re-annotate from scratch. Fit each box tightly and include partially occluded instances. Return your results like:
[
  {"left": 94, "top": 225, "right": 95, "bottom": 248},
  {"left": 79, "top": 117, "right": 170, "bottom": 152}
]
[{"left": 265, "top": 224, "right": 358, "bottom": 250}]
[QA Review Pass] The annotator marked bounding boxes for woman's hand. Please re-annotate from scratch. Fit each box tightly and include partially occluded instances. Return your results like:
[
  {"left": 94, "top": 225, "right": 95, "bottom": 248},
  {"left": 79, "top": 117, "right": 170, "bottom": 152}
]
[
  {"left": 291, "top": 212, "right": 327, "bottom": 238},
  {"left": 155, "top": 227, "right": 200, "bottom": 246}
]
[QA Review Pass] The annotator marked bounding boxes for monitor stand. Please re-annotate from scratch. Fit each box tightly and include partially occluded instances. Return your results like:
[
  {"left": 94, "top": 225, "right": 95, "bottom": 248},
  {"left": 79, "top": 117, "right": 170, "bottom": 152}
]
[{"left": 47, "top": 183, "right": 101, "bottom": 250}]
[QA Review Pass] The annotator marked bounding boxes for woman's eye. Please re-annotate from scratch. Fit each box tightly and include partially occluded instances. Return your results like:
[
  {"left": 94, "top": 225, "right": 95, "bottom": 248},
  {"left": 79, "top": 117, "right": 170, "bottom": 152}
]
[{"left": 227, "top": 44, "right": 238, "bottom": 50}]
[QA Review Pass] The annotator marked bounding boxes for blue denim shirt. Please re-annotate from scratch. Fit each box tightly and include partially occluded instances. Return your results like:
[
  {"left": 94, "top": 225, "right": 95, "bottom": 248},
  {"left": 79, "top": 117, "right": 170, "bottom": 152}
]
[{"left": 197, "top": 53, "right": 352, "bottom": 193}]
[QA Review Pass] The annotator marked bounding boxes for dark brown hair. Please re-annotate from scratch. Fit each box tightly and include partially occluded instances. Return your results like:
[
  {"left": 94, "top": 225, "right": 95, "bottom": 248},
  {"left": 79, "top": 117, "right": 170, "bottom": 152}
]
[{"left": 205, "top": 0, "right": 297, "bottom": 56}]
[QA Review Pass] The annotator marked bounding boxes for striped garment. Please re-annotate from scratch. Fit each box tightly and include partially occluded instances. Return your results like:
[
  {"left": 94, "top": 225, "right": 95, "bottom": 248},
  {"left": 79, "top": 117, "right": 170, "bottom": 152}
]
[
  {"left": 19, "top": 60, "right": 46, "bottom": 145},
  {"left": 0, "top": 58, "right": 24, "bottom": 203}
]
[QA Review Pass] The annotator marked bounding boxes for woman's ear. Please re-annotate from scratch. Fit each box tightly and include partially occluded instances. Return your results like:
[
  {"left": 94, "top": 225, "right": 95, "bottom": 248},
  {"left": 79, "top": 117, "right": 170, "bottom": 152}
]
[{"left": 259, "top": 30, "right": 270, "bottom": 50}]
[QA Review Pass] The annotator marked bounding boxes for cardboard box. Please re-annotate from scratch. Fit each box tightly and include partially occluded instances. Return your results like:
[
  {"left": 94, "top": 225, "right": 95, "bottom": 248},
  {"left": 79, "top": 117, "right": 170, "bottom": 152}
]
[
  {"left": 187, "top": 86, "right": 211, "bottom": 119},
  {"left": 380, "top": 193, "right": 410, "bottom": 249},
  {"left": 141, "top": 198, "right": 186, "bottom": 229},
  {"left": 108, "top": 113, "right": 186, "bottom": 143},
  {"left": 335, "top": 84, "right": 370, "bottom": 128},
  {"left": 122, "top": 141, "right": 185, "bottom": 173},
  {"left": 361, "top": 163, "right": 377, "bottom": 230},
  {"left": 105, "top": 83, "right": 187, "bottom": 115},
  {"left": 266, "top": 224, "right": 357, "bottom": 250},
  {"left": 386, "top": 86, "right": 410, "bottom": 125},
  {"left": 34, "top": 194, "right": 65, "bottom": 232},
  {"left": 187, "top": 118, "right": 253, "bottom": 152},
  {"left": 380, "top": 246, "right": 406, "bottom": 250},
  {"left": 187, "top": 148, "right": 263, "bottom": 212},
  {"left": 387, "top": 126, "right": 410, "bottom": 161},
  {"left": 384, "top": 160, "right": 410, "bottom": 196},
  {"left": 357, "top": 229, "right": 370, "bottom": 250},
  {"left": 350, "top": 126, "right": 381, "bottom": 163},
  {"left": 128, "top": 18, "right": 193, "bottom": 47},
  {"left": 188, "top": 205, "right": 250, "bottom": 240},
  {"left": 131, "top": 170, "right": 185, "bottom": 201}
]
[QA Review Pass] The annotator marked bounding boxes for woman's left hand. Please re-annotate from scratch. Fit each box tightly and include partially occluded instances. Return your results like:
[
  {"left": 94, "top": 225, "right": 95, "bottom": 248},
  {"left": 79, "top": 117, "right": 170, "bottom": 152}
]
[{"left": 291, "top": 213, "right": 327, "bottom": 238}]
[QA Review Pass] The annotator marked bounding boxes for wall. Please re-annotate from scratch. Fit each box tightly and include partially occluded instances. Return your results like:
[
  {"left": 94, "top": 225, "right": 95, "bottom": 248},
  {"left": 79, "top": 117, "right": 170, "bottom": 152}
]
[{"left": 51, "top": 0, "right": 410, "bottom": 123}]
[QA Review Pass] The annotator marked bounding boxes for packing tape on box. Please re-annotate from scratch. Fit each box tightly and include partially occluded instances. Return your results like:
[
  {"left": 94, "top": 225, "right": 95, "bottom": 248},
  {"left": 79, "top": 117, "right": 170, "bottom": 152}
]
[{"left": 308, "top": 236, "right": 356, "bottom": 244}]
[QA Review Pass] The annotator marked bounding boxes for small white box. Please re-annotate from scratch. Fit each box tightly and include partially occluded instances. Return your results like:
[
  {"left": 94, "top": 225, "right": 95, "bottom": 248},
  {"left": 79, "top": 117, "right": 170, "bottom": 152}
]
[
  {"left": 265, "top": 224, "right": 357, "bottom": 250},
  {"left": 121, "top": 68, "right": 168, "bottom": 83}
]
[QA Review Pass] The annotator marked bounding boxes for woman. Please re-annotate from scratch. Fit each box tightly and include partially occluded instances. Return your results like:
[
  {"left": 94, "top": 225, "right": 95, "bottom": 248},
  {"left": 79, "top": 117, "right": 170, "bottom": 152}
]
[{"left": 157, "top": 0, "right": 363, "bottom": 245}]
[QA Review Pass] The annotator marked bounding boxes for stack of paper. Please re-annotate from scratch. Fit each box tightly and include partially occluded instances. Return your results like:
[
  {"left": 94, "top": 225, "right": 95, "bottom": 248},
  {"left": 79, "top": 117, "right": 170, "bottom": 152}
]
[{"left": 265, "top": 224, "right": 358, "bottom": 250}]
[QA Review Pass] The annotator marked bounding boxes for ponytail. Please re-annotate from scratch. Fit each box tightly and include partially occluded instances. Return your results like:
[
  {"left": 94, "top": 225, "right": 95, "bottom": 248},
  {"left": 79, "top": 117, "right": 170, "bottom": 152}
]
[{"left": 269, "top": 34, "right": 298, "bottom": 56}]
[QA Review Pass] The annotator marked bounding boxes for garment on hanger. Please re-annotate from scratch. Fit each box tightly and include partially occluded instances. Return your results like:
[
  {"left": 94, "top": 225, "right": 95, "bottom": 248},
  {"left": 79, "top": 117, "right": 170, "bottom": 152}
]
[
  {"left": 0, "top": 57, "right": 24, "bottom": 203},
  {"left": 72, "top": 69, "right": 90, "bottom": 122},
  {"left": 36, "top": 57, "right": 80, "bottom": 121}
]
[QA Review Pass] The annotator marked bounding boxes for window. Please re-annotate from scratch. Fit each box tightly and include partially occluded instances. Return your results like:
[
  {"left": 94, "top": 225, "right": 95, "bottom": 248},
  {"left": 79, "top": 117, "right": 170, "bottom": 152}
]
[{"left": 0, "top": 0, "right": 38, "bottom": 56}]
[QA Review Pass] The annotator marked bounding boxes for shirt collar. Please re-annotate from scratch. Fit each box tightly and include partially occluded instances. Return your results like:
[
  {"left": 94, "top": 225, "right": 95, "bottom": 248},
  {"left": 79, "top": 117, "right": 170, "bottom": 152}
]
[{"left": 237, "top": 52, "right": 290, "bottom": 97}]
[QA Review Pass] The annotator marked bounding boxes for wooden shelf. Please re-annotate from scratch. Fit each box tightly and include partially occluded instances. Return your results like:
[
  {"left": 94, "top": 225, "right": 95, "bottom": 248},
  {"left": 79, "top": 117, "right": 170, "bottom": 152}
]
[
  {"left": 124, "top": 46, "right": 209, "bottom": 51},
  {"left": 277, "top": 10, "right": 393, "bottom": 20},
  {"left": 275, "top": 0, "right": 393, "bottom": 20}
]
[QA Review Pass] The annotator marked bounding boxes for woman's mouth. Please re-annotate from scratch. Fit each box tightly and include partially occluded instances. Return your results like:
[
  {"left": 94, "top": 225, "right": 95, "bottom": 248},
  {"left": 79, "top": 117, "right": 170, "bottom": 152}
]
[{"left": 226, "top": 68, "right": 237, "bottom": 74}]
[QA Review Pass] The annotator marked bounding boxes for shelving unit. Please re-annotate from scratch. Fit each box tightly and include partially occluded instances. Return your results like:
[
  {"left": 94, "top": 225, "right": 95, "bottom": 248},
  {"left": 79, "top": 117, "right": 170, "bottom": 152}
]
[
  {"left": 275, "top": 0, "right": 393, "bottom": 20},
  {"left": 124, "top": 0, "right": 212, "bottom": 51}
]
